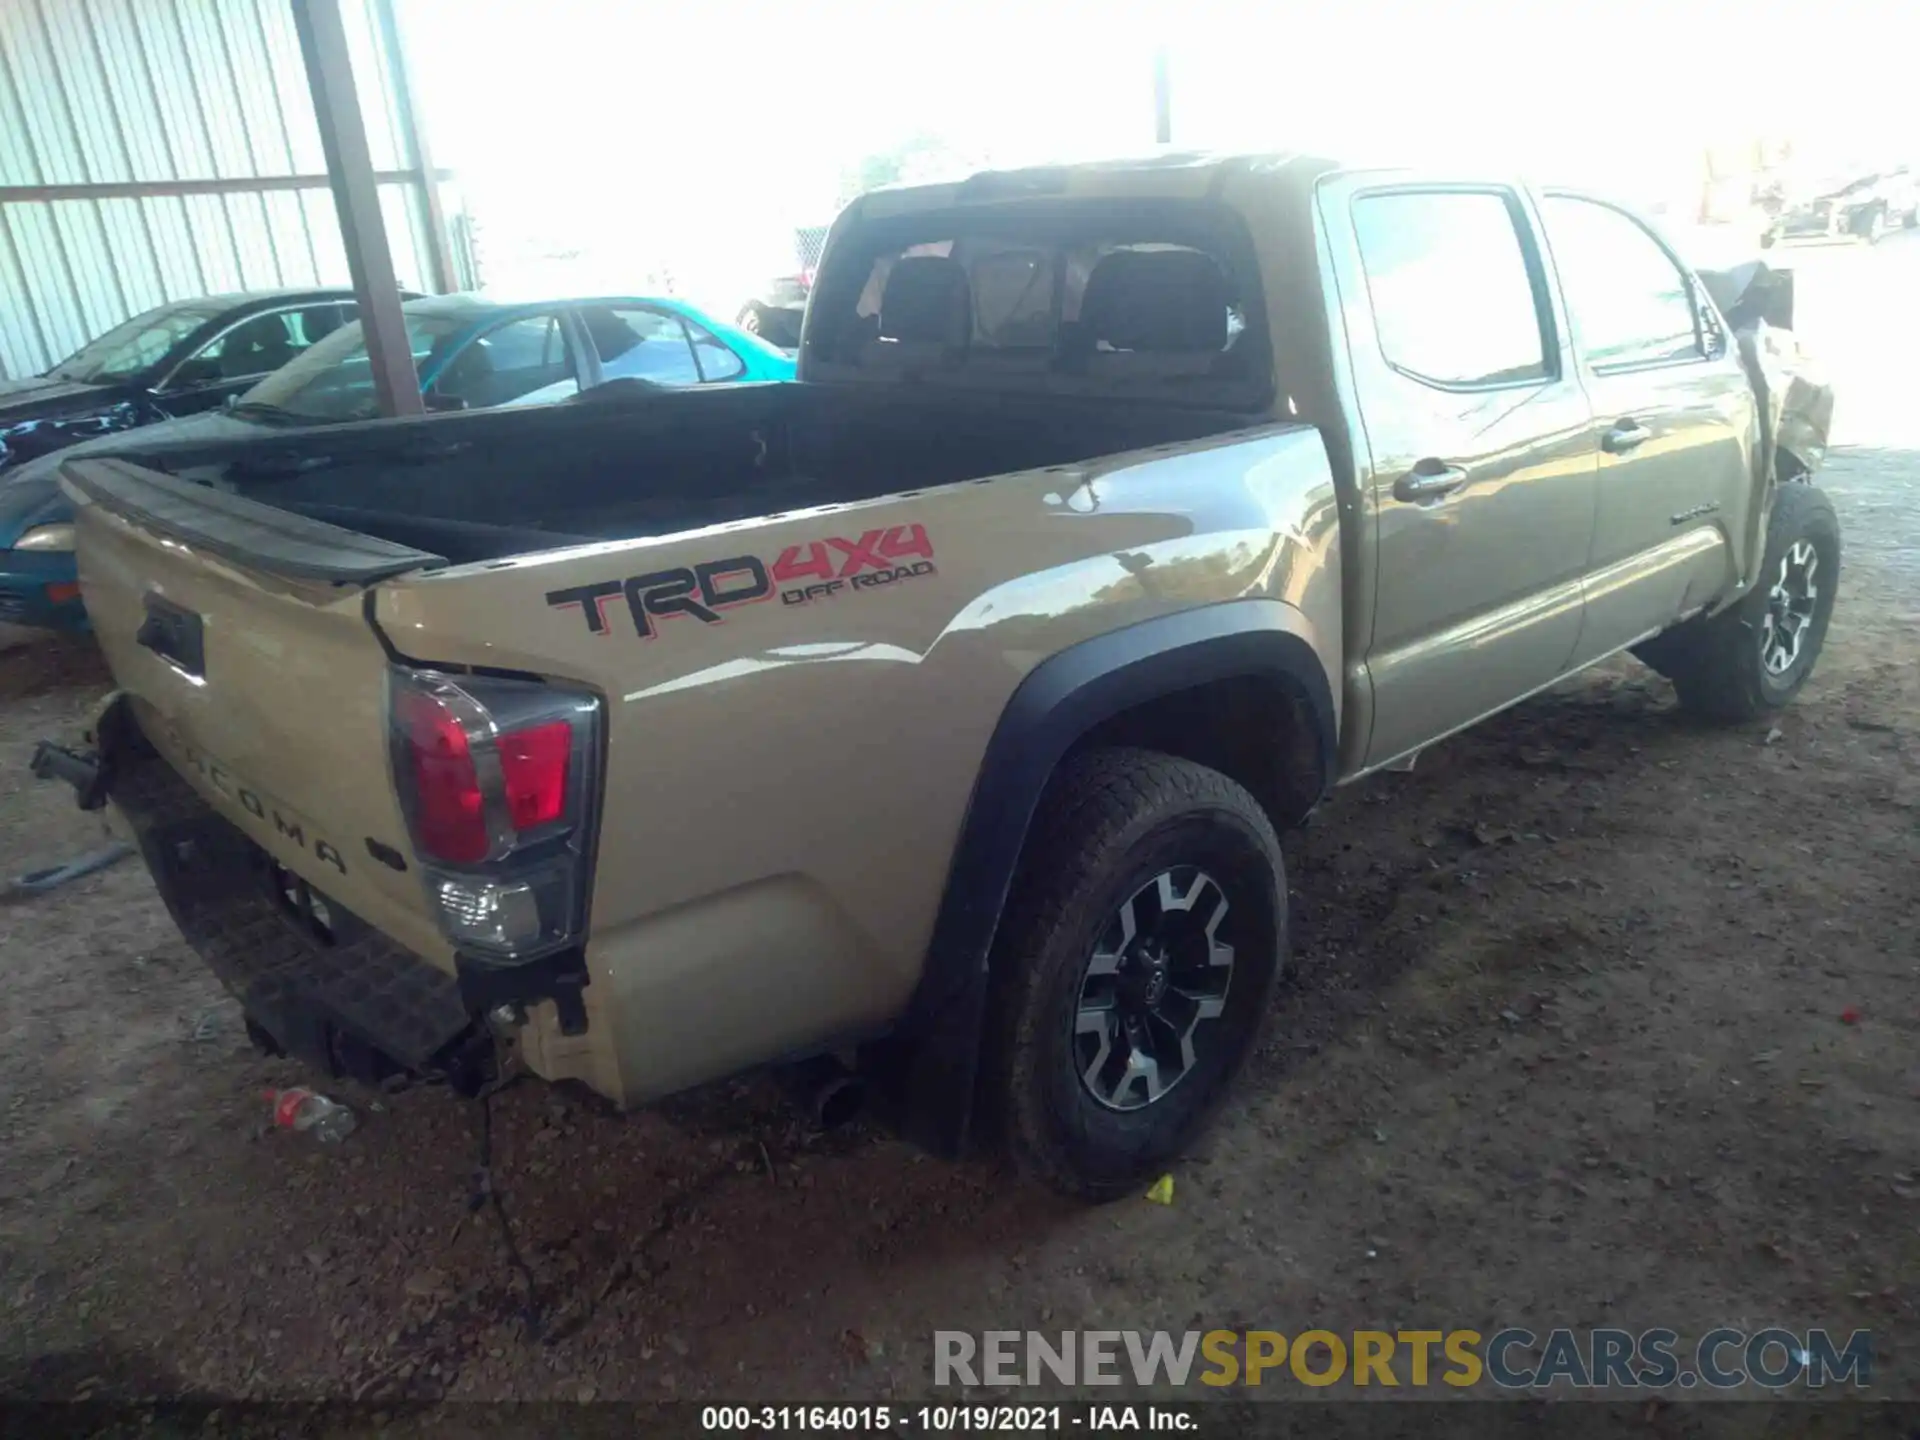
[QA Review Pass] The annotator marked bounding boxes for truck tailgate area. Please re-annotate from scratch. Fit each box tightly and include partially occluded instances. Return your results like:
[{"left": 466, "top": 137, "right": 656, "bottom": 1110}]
[{"left": 67, "top": 456, "right": 452, "bottom": 972}]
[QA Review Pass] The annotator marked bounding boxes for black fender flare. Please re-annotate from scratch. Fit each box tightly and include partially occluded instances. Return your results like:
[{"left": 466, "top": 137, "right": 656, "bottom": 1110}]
[{"left": 878, "top": 598, "right": 1336, "bottom": 1155}]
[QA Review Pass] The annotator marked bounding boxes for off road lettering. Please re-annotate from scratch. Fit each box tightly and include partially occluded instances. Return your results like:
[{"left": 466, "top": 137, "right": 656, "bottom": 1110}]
[
  {"left": 851, "top": 561, "right": 936, "bottom": 590},
  {"left": 782, "top": 580, "right": 845, "bottom": 606}
]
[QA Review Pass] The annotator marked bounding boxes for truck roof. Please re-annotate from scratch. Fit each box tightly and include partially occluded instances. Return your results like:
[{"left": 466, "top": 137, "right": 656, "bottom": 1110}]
[{"left": 855, "top": 150, "right": 1345, "bottom": 217}]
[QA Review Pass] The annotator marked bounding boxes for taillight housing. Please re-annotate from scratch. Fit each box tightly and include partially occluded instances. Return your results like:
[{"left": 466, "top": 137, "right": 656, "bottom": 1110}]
[{"left": 387, "top": 667, "right": 602, "bottom": 964}]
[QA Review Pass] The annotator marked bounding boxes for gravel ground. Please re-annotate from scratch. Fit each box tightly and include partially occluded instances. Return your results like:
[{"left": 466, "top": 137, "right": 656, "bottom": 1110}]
[{"left": 1, "top": 234, "right": 1916, "bottom": 1414}]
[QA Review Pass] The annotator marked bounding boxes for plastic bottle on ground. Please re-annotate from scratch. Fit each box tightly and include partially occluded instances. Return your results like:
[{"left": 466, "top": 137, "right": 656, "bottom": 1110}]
[{"left": 265, "top": 1087, "right": 358, "bottom": 1144}]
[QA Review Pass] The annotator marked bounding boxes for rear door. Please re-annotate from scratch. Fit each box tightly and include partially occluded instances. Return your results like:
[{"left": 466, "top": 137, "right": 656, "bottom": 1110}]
[
  {"left": 1535, "top": 193, "right": 1760, "bottom": 664},
  {"left": 575, "top": 305, "right": 710, "bottom": 389},
  {"left": 426, "top": 311, "right": 583, "bottom": 410},
  {"left": 1319, "top": 178, "right": 1598, "bottom": 767}
]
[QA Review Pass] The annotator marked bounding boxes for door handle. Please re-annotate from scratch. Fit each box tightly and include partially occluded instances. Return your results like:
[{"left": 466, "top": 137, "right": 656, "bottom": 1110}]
[
  {"left": 1603, "top": 419, "right": 1652, "bottom": 454},
  {"left": 1393, "top": 462, "right": 1468, "bottom": 504},
  {"left": 136, "top": 592, "right": 205, "bottom": 679}
]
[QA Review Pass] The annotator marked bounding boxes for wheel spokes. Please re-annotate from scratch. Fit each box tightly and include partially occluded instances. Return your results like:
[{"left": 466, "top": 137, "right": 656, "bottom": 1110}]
[
  {"left": 1111, "top": 1046, "right": 1164, "bottom": 1107},
  {"left": 1761, "top": 540, "right": 1823, "bottom": 677},
  {"left": 1072, "top": 866, "right": 1241, "bottom": 1112},
  {"left": 1076, "top": 1003, "right": 1116, "bottom": 1097},
  {"left": 1166, "top": 987, "right": 1228, "bottom": 1072}
]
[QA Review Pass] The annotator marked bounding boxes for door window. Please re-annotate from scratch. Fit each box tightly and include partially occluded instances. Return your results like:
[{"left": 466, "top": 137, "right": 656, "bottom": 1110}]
[
  {"left": 48, "top": 301, "right": 222, "bottom": 384},
  {"left": 1540, "top": 196, "right": 1703, "bottom": 371},
  {"left": 579, "top": 307, "right": 704, "bottom": 386},
  {"left": 1351, "top": 190, "right": 1551, "bottom": 388},
  {"left": 433, "top": 313, "right": 579, "bottom": 408},
  {"left": 687, "top": 320, "right": 745, "bottom": 381}
]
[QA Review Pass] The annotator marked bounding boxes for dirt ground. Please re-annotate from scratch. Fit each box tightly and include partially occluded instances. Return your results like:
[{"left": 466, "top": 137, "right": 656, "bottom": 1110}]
[{"left": 2, "top": 237, "right": 1917, "bottom": 1412}]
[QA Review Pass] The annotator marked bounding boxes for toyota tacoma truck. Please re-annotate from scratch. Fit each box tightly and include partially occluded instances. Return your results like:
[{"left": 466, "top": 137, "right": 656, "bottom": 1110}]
[{"left": 35, "top": 153, "right": 1836, "bottom": 1200}]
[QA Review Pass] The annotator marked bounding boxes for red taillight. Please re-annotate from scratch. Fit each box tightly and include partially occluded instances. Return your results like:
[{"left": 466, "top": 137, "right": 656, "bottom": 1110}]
[
  {"left": 396, "top": 686, "right": 489, "bottom": 864},
  {"left": 387, "top": 667, "right": 600, "bottom": 962},
  {"left": 393, "top": 677, "right": 589, "bottom": 868},
  {"left": 499, "top": 720, "right": 571, "bottom": 831}
]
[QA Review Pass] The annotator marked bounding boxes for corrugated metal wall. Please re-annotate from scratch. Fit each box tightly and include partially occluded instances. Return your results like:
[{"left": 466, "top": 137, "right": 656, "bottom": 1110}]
[{"left": 0, "top": 0, "right": 446, "bottom": 380}]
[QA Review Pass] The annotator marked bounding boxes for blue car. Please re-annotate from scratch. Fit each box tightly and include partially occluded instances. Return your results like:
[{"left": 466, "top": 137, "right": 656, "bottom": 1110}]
[{"left": 0, "top": 293, "right": 794, "bottom": 631}]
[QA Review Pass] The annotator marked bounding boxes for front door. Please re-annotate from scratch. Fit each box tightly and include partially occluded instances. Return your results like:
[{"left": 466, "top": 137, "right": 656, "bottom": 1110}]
[
  {"left": 151, "top": 304, "right": 351, "bottom": 417},
  {"left": 1534, "top": 194, "right": 1761, "bottom": 665},
  {"left": 1319, "top": 179, "right": 1598, "bottom": 768}
]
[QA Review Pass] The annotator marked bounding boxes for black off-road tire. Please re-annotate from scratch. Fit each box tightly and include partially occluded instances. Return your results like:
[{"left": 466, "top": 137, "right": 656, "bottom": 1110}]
[
  {"left": 986, "top": 748, "right": 1286, "bottom": 1201},
  {"left": 1639, "top": 484, "right": 1840, "bottom": 723}
]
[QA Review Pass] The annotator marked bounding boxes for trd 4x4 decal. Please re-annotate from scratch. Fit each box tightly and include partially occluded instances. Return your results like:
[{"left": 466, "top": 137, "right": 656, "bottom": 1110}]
[{"left": 546, "top": 524, "right": 936, "bottom": 640}]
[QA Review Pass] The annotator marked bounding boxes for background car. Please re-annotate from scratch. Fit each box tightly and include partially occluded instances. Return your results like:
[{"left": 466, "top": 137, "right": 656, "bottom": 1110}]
[
  {"left": 1763, "top": 168, "right": 1920, "bottom": 245},
  {"left": 0, "top": 292, "right": 793, "bottom": 631},
  {"left": 0, "top": 288, "right": 369, "bottom": 477},
  {"left": 734, "top": 224, "right": 829, "bottom": 349},
  {"left": 736, "top": 271, "right": 813, "bottom": 348}
]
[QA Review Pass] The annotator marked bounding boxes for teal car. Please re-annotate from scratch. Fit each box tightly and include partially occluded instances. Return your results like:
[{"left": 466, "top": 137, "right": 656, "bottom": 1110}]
[{"left": 0, "top": 293, "right": 794, "bottom": 631}]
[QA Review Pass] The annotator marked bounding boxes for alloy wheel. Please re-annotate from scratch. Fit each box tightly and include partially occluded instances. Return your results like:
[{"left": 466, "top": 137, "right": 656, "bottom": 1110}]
[
  {"left": 1760, "top": 538, "right": 1820, "bottom": 677},
  {"left": 1072, "top": 866, "right": 1237, "bottom": 1112}
]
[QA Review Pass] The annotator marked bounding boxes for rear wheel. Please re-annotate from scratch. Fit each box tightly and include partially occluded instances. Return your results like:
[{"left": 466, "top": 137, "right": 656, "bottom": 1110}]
[
  {"left": 1639, "top": 484, "right": 1840, "bottom": 723},
  {"left": 987, "top": 749, "right": 1285, "bottom": 1201}
]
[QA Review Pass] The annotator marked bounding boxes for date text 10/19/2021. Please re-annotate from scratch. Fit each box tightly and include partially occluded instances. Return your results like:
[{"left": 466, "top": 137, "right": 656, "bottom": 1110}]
[{"left": 702, "top": 1407, "right": 1190, "bottom": 1432}]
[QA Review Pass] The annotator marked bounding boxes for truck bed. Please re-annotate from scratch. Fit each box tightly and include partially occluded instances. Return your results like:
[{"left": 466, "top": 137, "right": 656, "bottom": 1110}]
[{"left": 79, "top": 383, "right": 1263, "bottom": 568}]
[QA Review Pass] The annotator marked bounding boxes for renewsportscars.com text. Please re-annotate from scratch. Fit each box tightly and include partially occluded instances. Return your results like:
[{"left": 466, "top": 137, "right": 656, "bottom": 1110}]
[{"left": 933, "top": 1328, "right": 1872, "bottom": 1391}]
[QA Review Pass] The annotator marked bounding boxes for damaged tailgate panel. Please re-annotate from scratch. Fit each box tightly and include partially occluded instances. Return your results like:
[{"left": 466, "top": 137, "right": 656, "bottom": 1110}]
[{"left": 61, "top": 454, "right": 455, "bottom": 971}]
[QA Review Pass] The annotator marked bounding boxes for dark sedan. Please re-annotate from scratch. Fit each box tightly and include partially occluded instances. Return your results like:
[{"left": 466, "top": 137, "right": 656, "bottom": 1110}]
[
  {"left": 0, "top": 287, "right": 383, "bottom": 475},
  {"left": 0, "top": 292, "right": 794, "bottom": 630}
]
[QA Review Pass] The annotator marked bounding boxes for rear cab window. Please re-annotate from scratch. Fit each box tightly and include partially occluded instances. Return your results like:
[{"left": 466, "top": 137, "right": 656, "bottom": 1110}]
[{"left": 804, "top": 198, "right": 1270, "bottom": 408}]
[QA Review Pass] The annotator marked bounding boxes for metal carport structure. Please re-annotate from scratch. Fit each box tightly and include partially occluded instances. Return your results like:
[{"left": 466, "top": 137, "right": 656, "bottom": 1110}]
[{"left": 0, "top": 0, "right": 453, "bottom": 414}]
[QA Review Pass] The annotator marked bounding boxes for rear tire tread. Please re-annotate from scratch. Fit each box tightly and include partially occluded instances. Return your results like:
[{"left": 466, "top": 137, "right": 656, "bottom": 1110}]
[{"left": 986, "top": 747, "right": 1285, "bottom": 1201}]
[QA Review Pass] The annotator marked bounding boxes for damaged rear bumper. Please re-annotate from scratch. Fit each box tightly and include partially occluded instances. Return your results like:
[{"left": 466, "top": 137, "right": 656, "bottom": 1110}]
[{"left": 34, "top": 694, "right": 493, "bottom": 1091}]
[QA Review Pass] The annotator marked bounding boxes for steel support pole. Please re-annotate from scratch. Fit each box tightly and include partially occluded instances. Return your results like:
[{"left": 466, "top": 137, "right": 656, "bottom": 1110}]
[
  {"left": 291, "top": 0, "right": 423, "bottom": 417},
  {"left": 374, "top": 0, "right": 457, "bottom": 294},
  {"left": 1153, "top": 48, "right": 1172, "bottom": 145}
]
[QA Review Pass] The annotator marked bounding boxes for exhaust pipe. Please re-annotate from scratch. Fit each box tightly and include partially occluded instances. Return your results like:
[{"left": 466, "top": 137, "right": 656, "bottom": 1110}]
[{"left": 777, "top": 1054, "right": 867, "bottom": 1129}]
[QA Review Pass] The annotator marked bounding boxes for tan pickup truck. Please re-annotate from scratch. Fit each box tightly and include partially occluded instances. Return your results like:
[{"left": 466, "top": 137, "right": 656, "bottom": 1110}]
[{"left": 37, "top": 153, "right": 1836, "bottom": 1199}]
